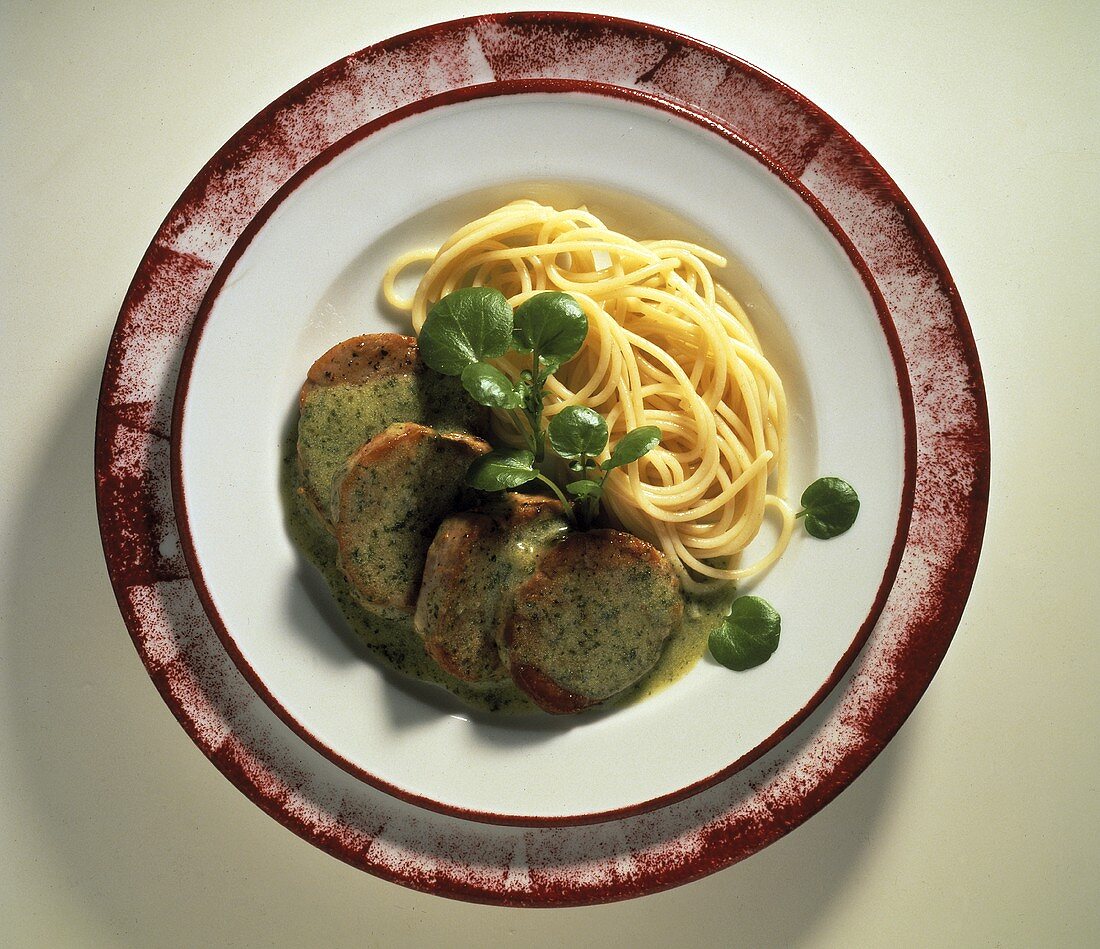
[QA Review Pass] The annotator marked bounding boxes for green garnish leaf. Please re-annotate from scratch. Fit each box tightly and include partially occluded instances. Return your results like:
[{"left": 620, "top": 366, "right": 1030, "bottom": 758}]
[
  {"left": 798, "top": 477, "right": 860, "bottom": 539},
  {"left": 419, "top": 287, "right": 513, "bottom": 376},
  {"left": 547, "top": 405, "right": 609, "bottom": 459},
  {"left": 512, "top": 292, "right": 588, "bottom": 364},
  {"left": 604, "top": 425, "right": 661, "bottom": 470},
  {"left": 460, "top": 362, "right": 523, "bottom": 409},
  {"left": 708, "top": 595, "right": 781, "bottom": 671},
  {"left": 565, "top": 478, "right": 603, "bottom": 499},
  {"left": 465, "top": 449, "right": 538, "bottom": 492}
]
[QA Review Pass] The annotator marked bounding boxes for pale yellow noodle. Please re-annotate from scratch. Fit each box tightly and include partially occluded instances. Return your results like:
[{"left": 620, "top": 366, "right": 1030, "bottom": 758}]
[
  {"left": 384, "top": 200, "right": 794, "bottom": 591},
  {"left": 381, "top": 248, "right": 435, "bottom": 310}
]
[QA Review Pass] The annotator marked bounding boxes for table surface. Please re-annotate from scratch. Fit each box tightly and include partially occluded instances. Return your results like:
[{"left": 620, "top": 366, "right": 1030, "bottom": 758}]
[{"left": 2, "top": 2, "right": 1097, "bottom": 946}]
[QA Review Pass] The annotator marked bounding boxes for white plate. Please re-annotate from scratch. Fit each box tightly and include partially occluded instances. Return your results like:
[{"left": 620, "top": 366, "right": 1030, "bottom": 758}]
[
  {"left": 100, "top": 12, "right": 987, "bottom": 902},
  {"left": 175, "top": 89, "right": 908, "bottom": 822}
]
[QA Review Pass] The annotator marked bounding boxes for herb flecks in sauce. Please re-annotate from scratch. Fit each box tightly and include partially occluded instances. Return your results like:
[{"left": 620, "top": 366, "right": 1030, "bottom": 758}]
[
  {"left": 334, "top": 424, "right": 489, "bottom": 617},
  {"left": 297, "top": 371, "right": 478, "bottom": 522},
  {"left": 282, "top": 436, "right": 718, "bottom": 713},
  {"left": 506, "top": 531, "right": 683, "bottom": 706},
  {"left": 415, "top": 494, "right": 569, "bottom": 682}
]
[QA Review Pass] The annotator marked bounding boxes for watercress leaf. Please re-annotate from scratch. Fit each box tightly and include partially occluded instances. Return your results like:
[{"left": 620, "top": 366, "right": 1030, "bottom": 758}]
[
  {"left": 604, "top": 425, "right": 661, "bottom": 470},
  {"left": 708, "top": 595, "right": 781, "bottom": 671},
  {"left": 512, "top": 292, "right": 588, "bottom": 363},
  {"left": 464, "top": 449, "right": 538, "bottom": 492},
  {"left": 419, "top": 287, "right": 513, "bottom": 376},
  {"left": 460, "top": 362, "right": 523, "bottom": 409},
  {"left": 565, "top": 478, "right": 602, "bottom": 499},
  {"left": 799, "top": 477, "right": 860, "bottom": 539},
  {"left": 548, "top": 405, "right": 609, "bottom": 459}
]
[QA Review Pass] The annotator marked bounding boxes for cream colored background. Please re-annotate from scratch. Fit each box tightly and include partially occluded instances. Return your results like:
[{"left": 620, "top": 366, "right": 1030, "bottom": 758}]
[{"left": 2, "top": 2, "right": 1097, "bottom": 946}]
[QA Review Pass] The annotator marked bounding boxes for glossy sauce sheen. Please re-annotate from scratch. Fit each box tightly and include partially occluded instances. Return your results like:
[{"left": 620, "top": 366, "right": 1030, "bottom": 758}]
[{"left": 282, "top": 442, "right": 733, "bottom": 713}]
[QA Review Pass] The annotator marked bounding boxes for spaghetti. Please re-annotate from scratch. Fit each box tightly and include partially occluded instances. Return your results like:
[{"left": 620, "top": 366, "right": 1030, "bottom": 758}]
[{"left": 383, "top": 200, "right": 794, "bottom": 590}]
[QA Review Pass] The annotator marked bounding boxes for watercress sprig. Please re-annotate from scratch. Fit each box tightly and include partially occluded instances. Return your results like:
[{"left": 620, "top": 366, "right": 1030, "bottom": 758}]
[
  {"left": 548, "top": 407, "right": 661, "bottom": 526},
  {"left": 418, "top": 288, "right": 660, "bottom": 526},
  {"left": 512, "top": 292, "right": 589, "bottom": 461}
]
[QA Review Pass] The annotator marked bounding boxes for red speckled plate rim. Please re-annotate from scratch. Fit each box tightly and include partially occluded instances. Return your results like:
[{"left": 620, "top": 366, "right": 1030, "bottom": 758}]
[{"left": 94, "top": 12, "right": 989, "bottom": 906}]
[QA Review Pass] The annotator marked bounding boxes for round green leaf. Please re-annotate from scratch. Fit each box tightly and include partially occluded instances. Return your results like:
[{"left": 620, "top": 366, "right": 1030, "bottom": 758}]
[
  {"left": 548, "top": 405, "right": 609, "bottom": 459},
  {"left": 512, "top": 292, "right": 588, "bottom": 363},
  {"left": 604, "top": 425, "right": 661, "bottom": 470},
  {"left": 565, "top": 478, "right": 602, "bottom": 499},
  {"left": 799, "top": 477, "right": 860, "bottom": 539},
  {"left": 464, "top": 449, "right": 537, "bottom": 492},
  {"left": 419, "top": 287, "right": 513, "bottom": 376},
  {"left": 708, "top": 595, "right": 781, "bottom": 671},
  {"left": 460, "top": 362, "right": 523, "bottom": 409}
]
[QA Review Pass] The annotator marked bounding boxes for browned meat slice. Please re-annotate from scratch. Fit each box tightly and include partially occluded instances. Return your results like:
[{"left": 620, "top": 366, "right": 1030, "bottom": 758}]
[
  {"left": 296, "top": 333, "right": 484, "bottom": 526},
  {"left": 414, "top": 494, "right": 569, "bottom": 683},
  {"left": 334, "top": 422, "right": 490, "bottom": 617},
  {"left": 505, "top": 530, "right": 683, "bottom": 713},
  {"left": 298, "top": 334, "right": 420, "bottom": 407}
]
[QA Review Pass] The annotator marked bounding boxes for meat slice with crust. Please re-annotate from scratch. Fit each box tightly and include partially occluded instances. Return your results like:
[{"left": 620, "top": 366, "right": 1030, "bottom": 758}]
[
  {"left": 296, "top": 333, "right": 484, "bottom": 526},
  {"left": 414, "top": 494, "right": 569, "bottom": 683},
  {"left": 505, "top": 529, "right": 683, "bottom": 713},
  {"left": 334, "top": 422, "right": 490, "bottom": 618},
  {"left": 299, "top": 333, "right": 420, "bottom": 405}
]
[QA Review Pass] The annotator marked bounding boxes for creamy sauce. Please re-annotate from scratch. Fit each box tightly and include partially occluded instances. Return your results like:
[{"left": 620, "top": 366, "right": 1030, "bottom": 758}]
[
  {"left": 281, "top": 439, "right": 733, "bottom": 714},
  {"left": 298, "top": 373, "right": 479, "bottom": 522}
]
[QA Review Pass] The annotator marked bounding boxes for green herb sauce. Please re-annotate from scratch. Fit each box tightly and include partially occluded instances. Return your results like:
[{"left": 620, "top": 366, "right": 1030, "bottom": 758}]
[
  {"left": 298, "top": 373, "right": 479, "bottom": 521},
  {"left": 282, "top": 440, "right": 732, "bottom": 714}
]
